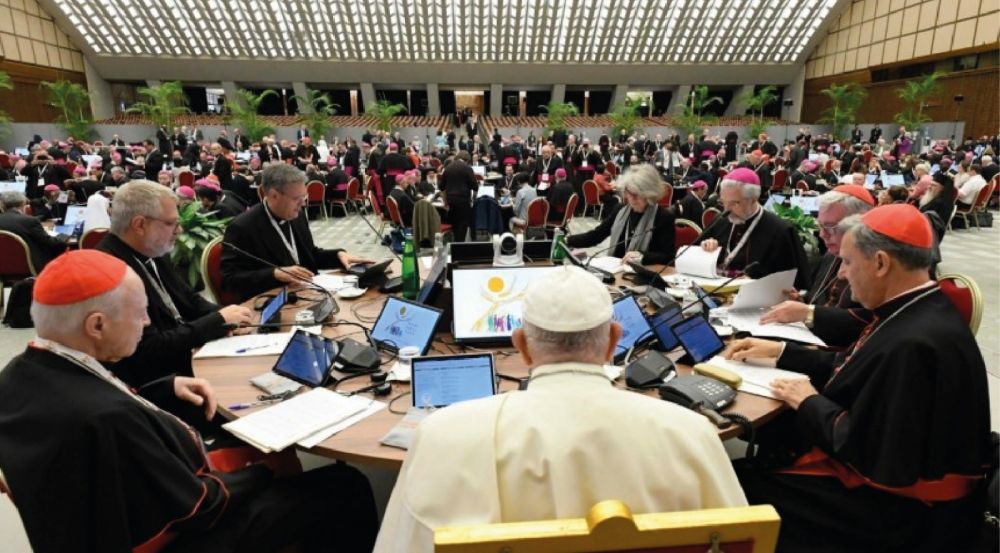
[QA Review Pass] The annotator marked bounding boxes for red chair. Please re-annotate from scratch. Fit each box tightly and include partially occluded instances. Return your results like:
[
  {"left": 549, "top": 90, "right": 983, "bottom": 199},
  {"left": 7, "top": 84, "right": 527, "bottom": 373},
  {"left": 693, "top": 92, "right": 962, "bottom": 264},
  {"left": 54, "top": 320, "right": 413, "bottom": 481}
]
[
  {"left": 547, "top": 194, "right": 578, "bottom": 229},
  {"left": 523, "top": 197, "right": 549, "bottom": 234},
  {"left": 429, "top": 158, "right": 442, "bottom": 170},
  {"left": 0, "top": 231, "right": 36, "bottom": 313},
  {"left": 0, "top": 153, "right": 10, "bottom": 169},
  {"left": 605, "top": 162, "right": 617, "bottom": 178},
  {"left": 367, "top": 189, "right": 391, "bottom": 242},
  {"left": 305, "top": 180, "right": 327, "bottom": 219},
  {"left": 329, "top": 178, "right": 359, "bottom": 216},
  {"left": 386, "top": 196, "right": 405, "bottom": 228},
  {"left": 201, "top": 236, "right": 239, "bottom": 306},
  {"left": 954, "top": 181, "right": 995, "bottom": 230},
  {"left": 581, "top": 180, "right": 603, "bottom": 220},
  {"left": 178, "top": 171, "right": 195, "bottom": 188},
  {"left": 938, "top": 273, "right": 982, "bottom": 334},
  {"left": 715, "top": 168, "right": 728, "bottom": 181},
  {"left": 675, "top": 219, "right": 703, "bottom": 249},
  {"left": 863, "top": 150, "right": 873, "bottom": 164},
  {"left": 657, "top": 184, "right": 674, "bottom": 208},
  {"left": 771, "top": 169, "right": 788, "bottom": 192},
  {"left": 702, "top": 207, "right": 721, "bottom": 229},
  {"left": 795, "top": 180, "right": 809, "bottom": 192},
  {"left": 78, "top": 227, "right": 109, "bottom": 249},
  {"left": 347, "top": 177, "right": 366, "bottom": 212},
  {"left": 65, "top": 161, "right": 77, "bottom": 175}
]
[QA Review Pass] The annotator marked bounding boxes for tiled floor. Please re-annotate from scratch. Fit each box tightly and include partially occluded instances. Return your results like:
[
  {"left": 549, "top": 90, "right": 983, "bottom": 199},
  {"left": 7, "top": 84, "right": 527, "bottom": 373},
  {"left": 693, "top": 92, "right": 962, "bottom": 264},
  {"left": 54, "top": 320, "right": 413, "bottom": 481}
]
[{"left": 0, "top": 212, "right": 997, "bottom": 552}]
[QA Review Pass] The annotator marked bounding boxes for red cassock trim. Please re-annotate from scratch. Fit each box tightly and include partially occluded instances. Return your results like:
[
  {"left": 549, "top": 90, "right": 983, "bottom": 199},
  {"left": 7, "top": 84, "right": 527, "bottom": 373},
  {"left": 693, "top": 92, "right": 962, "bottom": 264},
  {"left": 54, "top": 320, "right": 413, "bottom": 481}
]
[{"left": 779, "top": 447, "right": 981, "bottom": 503}]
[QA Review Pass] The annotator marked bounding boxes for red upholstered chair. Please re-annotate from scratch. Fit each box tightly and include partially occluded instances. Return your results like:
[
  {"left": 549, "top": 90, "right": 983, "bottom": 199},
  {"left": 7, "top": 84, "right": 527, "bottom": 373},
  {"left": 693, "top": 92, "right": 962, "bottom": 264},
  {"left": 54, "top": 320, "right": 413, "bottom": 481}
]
[
  {"left": 305, "top": 180, "right": 327, "bottom": 219},
  {"left": 675, "top": 219, "right": 703, "bottom": 249},
  {"left": 65, "top": 161, "right": 77, "bottom": 175},
  {"left": 604, "top": 161, "right": 618, "bottom": 178},
  {"left": 178, "top": 171, "right": 195, "bottom": 188},
  {"left": 702, "top": 207, "right": 721, "bottom": 229},
  {"left": 795, "top": 180, "right": 809, "bottom": 192},
  {"left": 434, "top": 500, "right": 780, "bottom": 553},
  {"left": 657, "top": 184, "right": 674, "bottom": 208},
  {"left": 78, "top": 227, "right": 109, "bottom": 250},
  {"left": 716, "top": 168, "right": 729, "bottom": 181},
  {"left": 386, "top": 196, "right": 405, "bottom": 228},
  {"left": 201, "top": 237, "right": 239, "bottom": 306},
  {"left": 954, "top": 181, "right": 995, "bottom": 230},
  {"left": 368, "top": 189, "right": 391, "bottom": 242},
  {"left": 863, "top": 150, "right": 873, "bottom": 163},
  {"left": 937, "top": 273, "right": 982, "bottom": 334},
  {"left": 0, "top": 153, "right": 10, "bottom": 169},
  {"left": 329, "top": 178, "right": 359, "bottom": 216},
  {"left": 0, "top": 230, "right": 37, "bottom": 311},
  {"left": 547, "top": 194, "right": 578, "bottom": 230},
  {"left": 525, "top": 197, "right": 549, "bottom": 233},
  {"left": 581, "top": 180, "right": 603, "bottom": 220},
  {"left": 346, "top": 177, "right": 366, "bottom": 212},
  {"left": 771, "top": 169, "right": 788, "bottom": 192}
]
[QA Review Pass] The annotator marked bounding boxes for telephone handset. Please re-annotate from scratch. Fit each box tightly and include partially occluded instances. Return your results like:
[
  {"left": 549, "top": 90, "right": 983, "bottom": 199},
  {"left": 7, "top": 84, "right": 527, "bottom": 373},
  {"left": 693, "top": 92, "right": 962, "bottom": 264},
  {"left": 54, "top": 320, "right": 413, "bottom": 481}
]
[{"left": 658, "top": 374, "right": 736, "bottom": 411}]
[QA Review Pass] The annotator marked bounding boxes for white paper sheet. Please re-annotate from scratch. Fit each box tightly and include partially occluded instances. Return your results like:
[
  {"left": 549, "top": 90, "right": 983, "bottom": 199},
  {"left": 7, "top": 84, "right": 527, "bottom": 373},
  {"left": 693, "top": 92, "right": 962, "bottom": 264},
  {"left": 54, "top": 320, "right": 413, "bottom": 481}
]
[
  {"left": 588, "top": 256, "right": 625, "bottom": 274},
  {"left": 193, "top": 332, "right": 293, "bottom": 358},
  {"left": 312, "top": 273, "right": 345, "bottom": 292},
  {"left": 297, "top": 398, "right": 386, "bottom": 448},
  {"left": 702, "top": 356, "right": 809, "bottom": 399},
  {"left": 688, "top": 275, "right": 752, "bottom": 290},
  {"left": 724, "top": 310, "right": 827, "bottom": 346},
  {"left": 730, "top": 269, "right": 797, "bottom": 311},
  {"left": 675, "top": 247, "right": 720, "bottom": 279}
]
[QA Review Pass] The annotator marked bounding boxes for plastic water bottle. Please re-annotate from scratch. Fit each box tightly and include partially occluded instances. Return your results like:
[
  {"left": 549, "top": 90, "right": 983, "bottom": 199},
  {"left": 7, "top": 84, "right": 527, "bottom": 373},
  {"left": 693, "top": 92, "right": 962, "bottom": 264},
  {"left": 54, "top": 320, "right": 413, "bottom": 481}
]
[
  {"left": 401, "top": 231, "right": 420, "bottom": 299},
  {"left": 551, "top": 228, "right": 567, "bottom": 262},
  {"left": 433, "top": 232, "right": 444, "bottom": 262}
]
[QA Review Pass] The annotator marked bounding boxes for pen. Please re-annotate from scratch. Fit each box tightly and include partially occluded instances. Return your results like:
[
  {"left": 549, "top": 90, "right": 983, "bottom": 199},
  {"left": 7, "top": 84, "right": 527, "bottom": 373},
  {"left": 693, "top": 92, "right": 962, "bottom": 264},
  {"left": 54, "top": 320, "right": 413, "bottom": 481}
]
[
  {"left": 228, "top": 398, "right": 284, "bottom": 411},
  {"left": 235, "top": 345, "right": 271, "bottom": 354}
]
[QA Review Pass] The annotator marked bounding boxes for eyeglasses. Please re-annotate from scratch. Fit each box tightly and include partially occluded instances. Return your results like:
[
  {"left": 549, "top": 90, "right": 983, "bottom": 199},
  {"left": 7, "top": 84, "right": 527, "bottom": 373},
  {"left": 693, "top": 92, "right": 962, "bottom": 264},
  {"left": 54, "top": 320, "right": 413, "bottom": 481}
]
[
  {"left": 146, "top": 216, "right": 181, "bottom": 230},
  {"left": 277, "top": 188, "right": 309, "bottom": 203},
  {"left": 818, "top": 223, "right": 840, "bottom": 234}
]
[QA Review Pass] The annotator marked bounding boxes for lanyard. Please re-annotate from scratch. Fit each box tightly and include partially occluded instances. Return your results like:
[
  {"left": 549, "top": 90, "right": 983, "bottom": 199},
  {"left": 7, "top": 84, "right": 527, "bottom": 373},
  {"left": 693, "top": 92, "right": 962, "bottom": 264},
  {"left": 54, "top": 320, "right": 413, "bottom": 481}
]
[
  {"left": 264, "top": 201, "right": 299, "bottom": 264},
  {"left": 134, "top": 256, "right": 183, "bottom": 322},
  {"left": 723, "top": 207, "right": 764, "bottom": 268}
]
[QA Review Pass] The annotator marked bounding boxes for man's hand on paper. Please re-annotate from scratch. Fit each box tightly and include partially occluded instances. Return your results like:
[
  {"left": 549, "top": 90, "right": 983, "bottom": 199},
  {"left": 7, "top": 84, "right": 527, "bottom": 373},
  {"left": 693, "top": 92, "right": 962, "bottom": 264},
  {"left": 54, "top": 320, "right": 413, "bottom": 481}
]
[
  {"left": 770, "top": 378, "right": 818, "bottom": 409},
  {"left": 724, "top": 337, "right": 783, "bottom": 362},
  {"left": 701, "top": 238, "right": 719, "bottom": 252},
  {"left": 759, "top": 301, "right": 810, "bottom": 325}
]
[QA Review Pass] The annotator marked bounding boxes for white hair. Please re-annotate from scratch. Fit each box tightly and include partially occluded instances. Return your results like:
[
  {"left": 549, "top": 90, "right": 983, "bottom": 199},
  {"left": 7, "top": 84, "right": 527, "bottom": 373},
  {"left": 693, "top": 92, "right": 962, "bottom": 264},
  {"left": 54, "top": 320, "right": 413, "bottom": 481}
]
[
  {"left": 110, "top": 180, "right": 177, "bottom": 235},
  {"left": 720, "top": 178, "right": 761, "bottom": 200},
  {"left": 616, "top": 164, "right": 665, "bottom": 201},
  {"left": 818, "top": 190, "right": 873, "bottom": 217},
  {"left": 522, "top": 320, "right": 611, "bottom": 359},
  {"left": 915, "top": 163, "right": 930, "bottom": 175},
  {"left": 31, "top": 282, "right": 130, "bottom": 338},
  {"left": 982, "top": 155, "right": 993, "bottom": 164}
]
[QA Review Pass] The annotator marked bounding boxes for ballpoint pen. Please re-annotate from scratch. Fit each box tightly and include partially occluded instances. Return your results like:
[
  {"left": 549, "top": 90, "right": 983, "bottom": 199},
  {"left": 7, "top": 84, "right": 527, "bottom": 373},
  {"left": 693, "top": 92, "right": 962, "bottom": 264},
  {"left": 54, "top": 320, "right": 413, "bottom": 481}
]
[
  {"left": 235, "top": 344, "right": 272, "bottom": 354},
  {"left": 227, "top": 398, "right": 285, "bottom": 411}
]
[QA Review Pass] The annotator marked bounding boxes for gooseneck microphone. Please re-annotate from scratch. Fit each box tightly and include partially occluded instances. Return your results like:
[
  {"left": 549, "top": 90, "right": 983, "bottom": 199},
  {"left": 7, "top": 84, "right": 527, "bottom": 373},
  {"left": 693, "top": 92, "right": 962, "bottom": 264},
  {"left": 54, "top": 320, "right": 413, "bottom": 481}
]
[{"left": 223, "top": 241, "right": 339, "bottom": 322}]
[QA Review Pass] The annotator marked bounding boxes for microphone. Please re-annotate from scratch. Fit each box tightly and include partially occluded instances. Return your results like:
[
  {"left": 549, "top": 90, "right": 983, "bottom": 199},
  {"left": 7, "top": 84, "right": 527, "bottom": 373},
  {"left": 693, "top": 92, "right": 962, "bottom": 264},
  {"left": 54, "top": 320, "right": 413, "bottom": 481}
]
[{"left": 223, "top": 241, "right": 339, "bottom": 321}]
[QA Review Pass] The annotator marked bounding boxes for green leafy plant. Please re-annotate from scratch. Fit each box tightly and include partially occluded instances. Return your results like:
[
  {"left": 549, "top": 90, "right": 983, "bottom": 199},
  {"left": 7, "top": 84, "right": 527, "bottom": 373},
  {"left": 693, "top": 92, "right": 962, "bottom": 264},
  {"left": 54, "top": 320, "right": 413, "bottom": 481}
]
[
  {"left": 365, "top": 99, "right": 407, "bottom": 133},
  {"left": 125, "top": 80, "right": 190, "bottom": 129},
  {"left": 673, "top": 85, "right": 723, "bottom": 138},
  {"left": 738, "top": 85, "right": 779, "bottom": 139},
  {"left": 894, "top": 71, "right": 944, "bottom": 137},
  {"left": 773, "top": 203, "right": 819, "bottom": 255},
  {"left": 540, "top": 101, "right": 579, "bottom": 136},
  {"left": 0, "top": 71, "right": 13, "bottom": 139},
  {"left": 226, "top": 89, "right": 277, "bottom": 142},
  {"left": 294, "top": 89, "right": 340, "bottom": 140},
  {"left": 170, "top": 202, "right": 231, "bottom": 289},
  {"left": 816, "top": 82, "right": 867, "bottom": 140},
  {"left": 608, "top": 102, "right": 643, "bottom": 138},
  {"left": 41, "top": 80, "right": 95, "bottom": 139}
]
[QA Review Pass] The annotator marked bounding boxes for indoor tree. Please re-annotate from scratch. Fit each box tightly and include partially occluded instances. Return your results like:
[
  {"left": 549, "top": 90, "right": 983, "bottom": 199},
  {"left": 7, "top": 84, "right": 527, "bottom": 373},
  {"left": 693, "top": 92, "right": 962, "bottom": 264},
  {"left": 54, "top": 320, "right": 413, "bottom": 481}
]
[
  {"left": 365, "top": 99, "right": 407, "bottom": 133},
  {"left": 816, "top": 82, "right": 867, "bottom": 140},
  {"left": 673, "top": 85, "right": 723, "bottom": 138},
  {"left": 0, "top": 71, "right": 13, "bottom": 139},
  {"left": 226, "top": 88, "right": 277, "bottom": 142},
  {"left": 894, "top": 71, "right": 944, "bottom": 140},
  {"left": 294, "top": 89, "right": 340, "bottom": 140},
  {"left": 41, "top": 80, "right": 94, "bottom": 139},
  {"left": 540, "top": 101, "right": 579, "bottom": 137},
  {"left": 125, "top": 80, "right": 190, "bottom": 129},
  {"left": 738, "top": 85, "right": 779, "bottom": 139},
  {"left": 608, "top": 101, "right": 642, "bottom": 139}
]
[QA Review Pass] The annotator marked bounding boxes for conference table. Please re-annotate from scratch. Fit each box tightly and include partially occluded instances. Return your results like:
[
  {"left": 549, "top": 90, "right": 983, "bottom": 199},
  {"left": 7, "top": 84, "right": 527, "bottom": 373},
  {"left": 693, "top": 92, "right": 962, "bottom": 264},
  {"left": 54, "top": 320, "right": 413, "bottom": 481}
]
[{"left": 193, "top": 259, "right": 785, "bottom": 470}]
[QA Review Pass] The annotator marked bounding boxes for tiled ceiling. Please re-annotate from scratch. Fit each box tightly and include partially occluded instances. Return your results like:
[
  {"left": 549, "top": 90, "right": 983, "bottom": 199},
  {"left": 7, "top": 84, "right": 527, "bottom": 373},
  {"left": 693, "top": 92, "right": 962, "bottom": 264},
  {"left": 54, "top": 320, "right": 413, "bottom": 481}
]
[{"left": 51, "top": 0, "right": 838, "bottom": 64}]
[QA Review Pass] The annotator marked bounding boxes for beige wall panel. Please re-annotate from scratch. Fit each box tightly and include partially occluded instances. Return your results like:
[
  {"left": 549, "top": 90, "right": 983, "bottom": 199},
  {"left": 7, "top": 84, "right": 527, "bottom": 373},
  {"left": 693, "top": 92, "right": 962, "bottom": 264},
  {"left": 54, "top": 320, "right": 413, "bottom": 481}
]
[
  {"left": 873, "top": 15, "right": 888, "bottom": 40},
  {"left": 914, "top": 29, "right": 934, "bottom": 57},
  {"left": 898, "top": 33, "right": 917, "bottom": 59},
  {"left": 851, "top": 2, "right": 864, "bottom": 25},
  {"left": 933, "top": 23, "right": 955, "bottom": 54},
  {"left": 70, "top": 52, "right": 83, "bottom": 72},
  {"left": 905, "top": 0, "right": 921, "bottom": 6},
  {"left": 920, "top": 0, "right": 940, "bottom": 24},
  {"left": 835, "top": 52, "right": 846, "bottom": 74},
  {"left": 958, "top": 0, "right": 981, "bottom": 20},
  {"left": 27, "top": 15, "right": 41, "bottom": 40},
  {"left": 869, "top": 41, "right": 884, "bottom": 65},
  {"left": 824, "top": 55, "right": 836, "bottom": 76},
  {"left": 41, "top": 19, "right": 54, "bottom": 39},
  {"left": 860, "top": 20, "right": 874, "bottom": 44},
  {"left": 976, "top": 14, "right": 999, "bottom": 45},
  {"left": 21, "top": 0, "right": 35, "bottom": 15},
  {"left": 11, "top": 10, "right": 26, "bottom": 33},
  {"left": 939, "top": 0, "right": 959, "bottom": 20},
  {"left": 863, "top": 0, "right": 877, "bottom": 20},
  {"left": 54, "top": 28, "right": 67, "bottom": 48},
  {"left": 890, "top": 0, "right": 906, "bottom": 12},
  {"left": 952, "top": 19, "right": 976, "bottom": 49},
  {"left": 16, "top": 36, "right": 33, "bottom": 63},
  {"left": 31, "top": 41, "right": 47, "bottom": 66},
  {"left": 59, "top": 47, "right": 72, "bottom": 70},
  {"left": 9, "top": 0, "right": 23, "bottom": 11},
  {"left": 884, "top": 38, "right": 900, "bottom": 63},
  {"left": 846, "top": 48, "right": 859, "bottom": 71},
  {"left": 888, "top": 11, "right": 904, "bottom": 38},
  {"left": 901, "top": 6, "right": 920, "bottom": 35},
  {"left": 849, "top": 25, "right": 861, "bottom": 48},
  {"left": 876, "top": 0, "right": 891, "bottom": 16},
  {"left": 1, "top": 34, "right": 19, "bottom": 61},
  {"left": 806, "top": 61, "right": 817, "bottom": 79},
  {"left": 0, "top": 7, "right": 11, "bottom": 32},
  {"left": 837, "top": 29, "right": 849, "bottom": 51},
  {"left": 857, "top": 45, "right": 871, "bottom": 65}
]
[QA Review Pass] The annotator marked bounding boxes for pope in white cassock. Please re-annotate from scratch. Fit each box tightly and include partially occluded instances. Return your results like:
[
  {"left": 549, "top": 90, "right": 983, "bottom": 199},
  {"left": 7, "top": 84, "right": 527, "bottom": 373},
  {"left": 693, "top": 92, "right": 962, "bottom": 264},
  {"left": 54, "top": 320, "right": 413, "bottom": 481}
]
[{"left": 374, "top": 265, "right": 747, "bottom": 553}]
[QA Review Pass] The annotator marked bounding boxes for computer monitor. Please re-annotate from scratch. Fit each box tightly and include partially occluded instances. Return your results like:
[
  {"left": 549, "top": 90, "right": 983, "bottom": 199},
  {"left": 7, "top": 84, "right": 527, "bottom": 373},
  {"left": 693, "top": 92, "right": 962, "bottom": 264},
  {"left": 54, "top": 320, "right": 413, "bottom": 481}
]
[
  {"left": 670, "top": 315, "right": 725, "bottom": 364},
  {"left": 411, "top": 353, "right": 496, "bottom": 408},
  {"left": 0, "top": 181, "right": 26, "bottom": 194},
  {"left": 790, "top": 195, "right": 820, "bottom": 213},
  {"left": 417, "top": 254, "right": 449, "bottom": 305},
  {"left": 272, "top": 329, "right": 339, "bottom": 387},
  {"left": 864, "top": 174, "right": 878, "bottom": 189},
  {"left": 477, "top": 185, "right": 495, "bottom": 198},
  {"left": 62, "top": 205, "right": 87, "bottom": 226},
  {"left": 612, "top": 295, "right": 655, "bottom": 362},
  {"left": 258, "top": 287, "right": 287, "bottom": 332},
  {"left": 451, "top": 266, "right": 559, "bottom": 344},
  {"left": 472, "top": 165, "right": 486, "bottom": 177},
  {"left": 881, "top": 172, "right": 905, "bottom": 187},
  {"left": 370, "top": 296, "right": 443, "bottom": 354}
]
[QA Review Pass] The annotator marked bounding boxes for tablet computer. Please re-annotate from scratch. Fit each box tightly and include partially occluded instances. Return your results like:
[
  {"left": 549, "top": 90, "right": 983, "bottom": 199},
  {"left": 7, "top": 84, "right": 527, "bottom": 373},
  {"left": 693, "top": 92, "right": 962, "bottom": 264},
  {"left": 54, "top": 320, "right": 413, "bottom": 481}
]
[
  {"left": 258, "top": 287, "right": 288, "bottom": 333},
  {"left": 670, "top": 314, "right": 725, "bottom": 364},
  {"left": 612, "top": 294, "right": 655, "bottom": 362},
  {"left": 411, "top": 353, "right": 496, "bottom": 408},
  {"left": 648, "top": 303, "right": 685, "bottom": 351},
  {"left": 272, "top": 329, "right": 340, "bottom": 387},
  {"left": 370, "top": 296, "right": 443, "bottom": 354}
]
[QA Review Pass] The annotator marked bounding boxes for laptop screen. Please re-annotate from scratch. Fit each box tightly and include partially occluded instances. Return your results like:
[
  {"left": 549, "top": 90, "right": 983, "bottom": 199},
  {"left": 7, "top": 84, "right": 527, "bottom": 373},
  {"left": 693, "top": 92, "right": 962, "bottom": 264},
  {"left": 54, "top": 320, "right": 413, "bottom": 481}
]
[
  {"left": 612, "top": 295, "right": 654, "bottom": 360},
  {"left": 671, "top": 315, "right": 725, "bottom": 364},
  {"left": 411, "top": 353, "right": 496, "bottom": 408},
  {"left": 272, "top": 330, "right": 338, "bottom": 387},
  {"left": 417, "top": 254, "right": 449, "bottom": 304},
  {"left": 63, "top": 205, "right": 87, "bottom": 226},
  {"left": 371, "top": 296, "right": 442, "bottom": 354},
  {"left": 259, "top": 287, "right": 287, "bottom": 329},
  {"left": 649, "top": 305, "right": 685, "bottom": 351}
]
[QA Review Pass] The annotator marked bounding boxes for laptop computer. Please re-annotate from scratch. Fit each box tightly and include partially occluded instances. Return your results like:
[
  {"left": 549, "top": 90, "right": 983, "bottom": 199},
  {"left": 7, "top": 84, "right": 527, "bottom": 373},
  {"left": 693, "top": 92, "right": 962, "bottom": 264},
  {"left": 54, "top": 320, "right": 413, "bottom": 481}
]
[
  {"left": 271, "top": 329, "right": 339, "bottom": 387},
  {"left": 411, "top": 353, "right": 496, "bottom": 408},
  {"left": 370, "top": 296, "right": 443, "bottom": 354},
  {"left": 670, "top": 314, "right": 726, "bottom": 365},
  {"left": 612, "top": 294, "right": 655, "bottom": 363},
  {"left": 54, "top": 205, "right": 87, "bottom": 235}
]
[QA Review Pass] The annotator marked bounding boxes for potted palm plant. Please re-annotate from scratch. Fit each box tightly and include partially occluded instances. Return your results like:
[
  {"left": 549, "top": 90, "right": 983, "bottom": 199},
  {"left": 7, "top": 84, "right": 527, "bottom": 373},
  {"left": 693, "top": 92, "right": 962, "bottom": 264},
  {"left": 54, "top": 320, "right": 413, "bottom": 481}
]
[
  {"left": 816, "top": 82, "right": 867, "bottom": 140},
  {"left": 227, "top": 89, "right": 278, "bottom": 142},
  {"left": 170, "top": 202, "right": 231, "bottom": 290},
  {"left": 41, "top": 80, "right": 95, "bottom": 139},
  {"left": 294, "top": 88, "right": 340, "bottom": 140},
  {"left": 125, "top": 80, "right": 191, "bottom": 130},
  {"left": 773, "top": 204, "right": 820, "bottom": 262},
  {"left": 0, "top": 71, "right": 12, "bottom": 139}
]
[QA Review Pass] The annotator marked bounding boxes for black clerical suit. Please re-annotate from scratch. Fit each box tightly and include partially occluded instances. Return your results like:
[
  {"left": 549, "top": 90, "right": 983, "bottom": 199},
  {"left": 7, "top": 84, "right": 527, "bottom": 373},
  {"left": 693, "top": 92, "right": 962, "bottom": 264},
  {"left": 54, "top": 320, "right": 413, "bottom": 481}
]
[
  {"left": 803, "top": 253, "right": 869, "bottom": 347},
  {"left": 97, "top": 233, "right": 229, "bottom": 388},
  {"left": 389, "top": 186, "right": 417, "bottom": 227},
  {"left": 144, "top": 149, "right": 165, "bottom": 178},
  {"left": 211, "top": 154, "right": 233, "bottom": 190},
  {"left": 221, "top": 202, "right": 345, "bottom": 302},
  {"left": 439, "top": 159, "right": 477, "bottom": 242},
  {"left": 24, "top": 162, "right": 70, "bottom": 200},
  {"left": 206, "top": 193, "right": 246, "bottom": 220},
  {"left": 676, "top": 193, "right": 704, "bottom": 227},
  {"left": 532, "top": 155, "right": 563, "bottom": 187},
  {"left": 0, "top": 210, "right": 68, "bottom": 271},
  {"left": 695, "top": 207, "right": 811, "bottom": 290},
  {"left": 566, "top": 204, "right": 677, "bottom": 265},
  {"left": 0, "top": 345, "right": 377, "bottom": 553},
  {"left": 738, "top": 285, "right": 991, "bottom": 553}
]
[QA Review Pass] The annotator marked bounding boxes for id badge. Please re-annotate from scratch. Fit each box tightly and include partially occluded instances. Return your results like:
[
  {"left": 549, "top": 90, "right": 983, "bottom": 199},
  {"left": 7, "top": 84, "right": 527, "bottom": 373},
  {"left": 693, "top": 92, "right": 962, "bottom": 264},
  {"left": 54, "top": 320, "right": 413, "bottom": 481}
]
[
  {"left": 541, "top": 173, "right": 549, "bottom": 182},
  {"left": 37, "top": 178, "right": 45, "bottom": 189},
  {"left": 582, "top": 160, "right": 589, "bottom": 168}
]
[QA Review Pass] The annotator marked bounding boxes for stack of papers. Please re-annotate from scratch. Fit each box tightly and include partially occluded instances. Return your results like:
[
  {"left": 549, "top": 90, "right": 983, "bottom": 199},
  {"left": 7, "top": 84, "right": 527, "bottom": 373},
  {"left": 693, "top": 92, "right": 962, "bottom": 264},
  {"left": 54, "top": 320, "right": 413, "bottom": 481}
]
[
  {"left": 729, "top": 269, "right": 796, "bottom": 311},
  {"left": 701, "top": 356, "right": 808, "bottom": 399},
  {"left": 717, "top": 269, "right": 827, "bottom": 347},
  {"left": 587, "top": 256, "right": 625, "bottom": 274},
  {"left": 313, "top": 273, "right": 346, "bottom": 292},
  {"left": 193, "top": 333, "right": 293, "bottom": 358},
  {"left": 223, "top": 388, "right": 384, "bottom": 452},
  {"left": 675, "top": 247, "right": 720, "bottom": 279}
]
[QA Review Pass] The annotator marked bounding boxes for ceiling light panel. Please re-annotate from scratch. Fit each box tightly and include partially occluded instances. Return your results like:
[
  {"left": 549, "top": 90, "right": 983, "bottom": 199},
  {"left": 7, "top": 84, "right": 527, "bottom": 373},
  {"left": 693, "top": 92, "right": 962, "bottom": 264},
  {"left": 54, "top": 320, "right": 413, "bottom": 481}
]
[{"left": 50, "top": 0, "right": 838, "bottom": 63}]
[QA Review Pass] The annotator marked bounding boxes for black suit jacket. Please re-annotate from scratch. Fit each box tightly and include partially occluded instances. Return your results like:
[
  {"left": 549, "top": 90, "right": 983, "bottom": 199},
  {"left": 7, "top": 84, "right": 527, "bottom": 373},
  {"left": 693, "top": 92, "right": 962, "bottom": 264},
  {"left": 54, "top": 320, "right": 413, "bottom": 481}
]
[
  {"left": 144, "top": 150, "right": 165, "bottom": 177},
  {"left": 96, "top": 233, "right": 228, "bottom": 387},
  {"left": 221, "top": 202, "right": 345, "bottom": 302},
  {"left": 0, "top": 210, "right": 68, "bottom": 272},
  {"left": 211, "top": 154, "right": 233, "bottom": 189}
]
